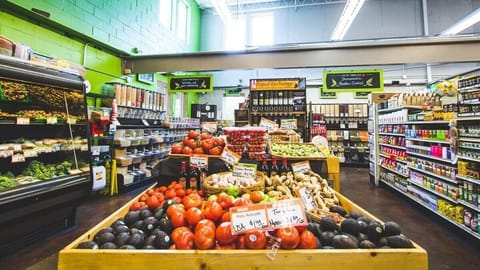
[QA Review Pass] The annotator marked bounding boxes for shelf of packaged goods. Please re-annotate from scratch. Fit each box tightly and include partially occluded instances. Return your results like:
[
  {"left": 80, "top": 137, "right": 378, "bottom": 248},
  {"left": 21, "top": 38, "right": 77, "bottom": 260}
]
[
  {"left": 250, "top": 111, "right": 305, "bottom": 115},
  {"left": 459, "top": 133, "right": 480, "bottom": 138},
  {"left": 458, "top": 200, "right": 480, "bottom": 212},
  {"left": 405, "top": 137, "right": 451, "bottom": 144},
  {"left": 379, "top": 143, "right": 407, "bottom": 150},
  {"left": 90, "top": 135, "right": 114, "bottom": 141},
  {"left": 403, "top": 120, "right": 451, "bottom": 125},
  {"left": 455, "top": 174, "right": 480, "bottom": 185},
  {"left": 407, "top": 180, "right": 457, "bottom": 204},
  {"left": 379, "top": 164, "right": 409, "bottom": 178},
  {"left": 456, "top": 116, "right": 480, "bottom": 121},
  {"left": 458, "top": 112, "right": 480, "bottom": 118},
  {"left": 406, "top": 151, "right": 454, "bottom": 164},
  {"left": 378, "top": 132, "right": 405, "bottom": 137},
  {"left": 458, "top": 144, "right": 480, "bottom": 151},
  {"left": 380, "top": 178, "right": 409, "bottom": 193},
  {"left": 457, "top": 155, "right": 480, "bottom": 163},
  {"left": 86, "top": 92, "right": 114, "bottom": 99},
  {"left": 381, "top": 180, "right": 480, "bottom": 241},
  {"left": 378, "top": 105, "right": 442, "bottom": 114},
  {"left": 117, "top": 105, "right": 166, "bottom": 112},
  {"left": 379, "top": 153, "right": 408, "bottom": 163},
  {"left": 458, "top": 137, "right": 480, "bottom": 143},
  {"left": 407, "top": 166, "right": 458, "bottom": 184},
  {"left": 458, "top": 99, "right": 480, "bottom": 105}
]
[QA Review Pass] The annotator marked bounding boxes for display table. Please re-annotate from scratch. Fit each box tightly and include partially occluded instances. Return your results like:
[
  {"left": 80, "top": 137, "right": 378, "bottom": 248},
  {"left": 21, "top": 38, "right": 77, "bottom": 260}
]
[{"left": 58, "top": 185, "right": 427, "bottom": 270}]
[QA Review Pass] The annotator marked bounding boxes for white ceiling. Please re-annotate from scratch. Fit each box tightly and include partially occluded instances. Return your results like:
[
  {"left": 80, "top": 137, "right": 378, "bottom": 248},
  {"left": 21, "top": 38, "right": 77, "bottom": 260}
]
[{"left": 195, "top": 0, "right": 346, "bottom": 13}]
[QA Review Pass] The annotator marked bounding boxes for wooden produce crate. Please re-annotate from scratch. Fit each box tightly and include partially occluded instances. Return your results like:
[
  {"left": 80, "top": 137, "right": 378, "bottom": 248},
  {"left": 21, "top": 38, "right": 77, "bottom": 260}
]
[{"left": 58, "top": 187, "right": 427, "bottom": 270}]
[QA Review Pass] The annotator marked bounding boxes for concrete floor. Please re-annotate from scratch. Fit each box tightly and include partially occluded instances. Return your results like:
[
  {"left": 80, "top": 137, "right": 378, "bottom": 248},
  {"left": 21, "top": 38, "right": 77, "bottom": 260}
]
[{"left": 0, "top": 167, "right": 478, "bottom": 270}]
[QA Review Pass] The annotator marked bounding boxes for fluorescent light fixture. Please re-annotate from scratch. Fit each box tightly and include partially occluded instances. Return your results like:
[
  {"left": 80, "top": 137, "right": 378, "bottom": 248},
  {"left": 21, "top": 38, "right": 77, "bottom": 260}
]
[
  {"left": 211, "top": 0, "right": 232, "bottom": 25},
  {"left": 330, "top": 0, "right": 366, "bottom": 41},
  {"left": 440, "top": 8, "right": 480, "bottom": 35}
]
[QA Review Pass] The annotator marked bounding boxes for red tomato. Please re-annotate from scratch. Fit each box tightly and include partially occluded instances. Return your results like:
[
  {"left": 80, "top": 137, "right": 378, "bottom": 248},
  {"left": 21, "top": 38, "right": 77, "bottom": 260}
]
[
  {"left": 276, "top": 227, "right": 300, "bottom": 249},
  {"left": 216, "top": 221, "right": 237, "bottom": 245},
  {"left": 170, "top": 211, "right": 187, "bottom": 228},
  {"left": 216, "top": 193, "right": 233, "bottom": 210},
  {"left": 249, "top": 191, "right": 265, "bottom": 203},
  {"left": 166, "top": 204, "right": 185, "bottom": 218},
  {"left": 157, "top": 186, "right": 168, "bottom": 193},
  {"left": 209, "top": 146, "right": 223, "bottom": 155},
  {"left": 175, "top": 189, "right": 185, "bottom": 198},
  {"left": 245, "top": 231, "right": 267, "bottom": 249},
  {"left": 171, "top": 144, "right": 183, "bottom": 154},
  {"left": 235, "top": 234, "right": 246, "bottom": 249},
  {"left": 193, "top": 147, "right": 204, "bottom": 154},
  {"left": 129, "top": 201, "right": 144, "bottom": 211},
  {"left": 195, "top": 219, "right": 216, "bottom": 234},
  {"left": 146, "top": 189, "right": 155, "bottom": 196},
  {"left": 185, "top": 207, "right": 204, "bottom": 227},
  {"left": 138, "top": 194, "right": 149, "bottom": 202},
  {"left": 201, "top": 139, "right": 214, "bottom": 152},
  {"left": 221, "top": 211, "right": 231, "bottom": 222},
  {"left": 171, "top": 227, "right": 194, "bottom": 249},
  {"left": 215, "top": 242, "right": 237, "bottom": 249},
  {"left": 215, "top": 137, "right": 225, "bottom": 147},
  {"left": 146, "top": 195, "right": 162, "bottom": 210},
  {"left": 203, "top": 200, "right": 223, "bottom": 222},
  {"left": 188, "top": 130, "right": 198, "bottom": 139},
  {"left": 182, "top": 146, "right": 193, "bottom": 155},
  {"left": 200, "top": 132, "right": 212, "bottom": 140},
  {"left": 164, "top": 188, "right": 177, "bottom": 199},
  {"left": 194, "top": 224, "right": 215, "bottom": 250},
  {"left": 298, "top": 229, "right": 318, "bottom": 249},
  {"left": 232, "top": 197, "right": 251, "bottom": 207},
  {"left": 182, "top": 193, "right": 203, "bottom": 210}
]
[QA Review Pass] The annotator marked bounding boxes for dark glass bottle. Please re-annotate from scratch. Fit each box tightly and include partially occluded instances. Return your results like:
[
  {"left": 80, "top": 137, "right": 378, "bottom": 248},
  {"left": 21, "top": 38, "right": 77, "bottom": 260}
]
[
  {"left": 189, "top": 166, "right": 199, "bottom": 190},
  {"left": 280, "top": 156, "right": 290, "bottom": 176},
  {"left": 179, "top": 161, "right": 188, "bottom": 189},
  {"left": 259, "top": 155, "right": 270, "bottom": 177},
  {"left": 270, "top": 157, "right": 280, "bottom": 177}
]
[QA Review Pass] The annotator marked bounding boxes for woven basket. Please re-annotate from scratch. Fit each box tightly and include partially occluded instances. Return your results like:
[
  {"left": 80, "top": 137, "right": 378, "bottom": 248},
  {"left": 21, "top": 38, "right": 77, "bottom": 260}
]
[
  {"left": 202, "top": 171, "right": 266, "bottom": 196},
  {"left": 269, "top": 134, "right": 301, "bottom": 143}
]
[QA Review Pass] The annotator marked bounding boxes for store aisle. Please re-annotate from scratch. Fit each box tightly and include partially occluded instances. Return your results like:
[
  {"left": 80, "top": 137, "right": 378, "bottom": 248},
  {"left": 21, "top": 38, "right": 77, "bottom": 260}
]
[{"left": 0, "top": 167, "right": 478, "bottom": 270}]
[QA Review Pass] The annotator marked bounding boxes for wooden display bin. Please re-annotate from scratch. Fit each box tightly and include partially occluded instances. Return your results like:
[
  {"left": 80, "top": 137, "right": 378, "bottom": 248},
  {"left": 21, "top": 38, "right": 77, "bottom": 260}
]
[{"left": 58, "top": 186, "right": 427, "bottom": 270}]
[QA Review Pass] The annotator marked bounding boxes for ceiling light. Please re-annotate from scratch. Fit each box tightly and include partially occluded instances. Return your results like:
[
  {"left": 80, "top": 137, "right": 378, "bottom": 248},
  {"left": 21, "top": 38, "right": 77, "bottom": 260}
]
[
  {"left": 211, "top": 0, "right": 232, "bottom": 25},
  {"left": 440, "top": 8, "right": 480, "bottom": 35},
  {"left": 330, "top": 0, "right": 366, "bottom": 41}
]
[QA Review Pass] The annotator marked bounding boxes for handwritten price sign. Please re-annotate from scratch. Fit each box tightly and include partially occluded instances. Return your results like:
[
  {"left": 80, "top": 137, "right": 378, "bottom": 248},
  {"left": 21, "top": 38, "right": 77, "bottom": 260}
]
[
  {"left": 267, "top": 199, "right": 307, "bottom": 229},
  {"left": 190, "top": 154, "right": 208, "bottom": 169},
  {"left": 294, "top": 187, "right": 317, "bottom": 211},
  {"left": 221, "top": 148, "right": 241, "bottom": 166},
  {"left": 291, "top": 161, "right": 311, "bottom": 175},
  {"left": 232, "top": 163, "right": 257, "bottom": 178},
  {"left": 230, "top": 204, "right": 269, "bottom": 234}
]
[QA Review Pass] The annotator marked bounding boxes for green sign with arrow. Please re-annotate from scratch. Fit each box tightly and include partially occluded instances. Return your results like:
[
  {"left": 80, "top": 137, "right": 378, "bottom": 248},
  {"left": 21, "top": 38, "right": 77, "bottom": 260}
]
[
  {"left": 168, "top": 74, "right": 213, "bottom": 93},
  {"left": 323, "top": 69, "right": 383, "bottom": 92}
]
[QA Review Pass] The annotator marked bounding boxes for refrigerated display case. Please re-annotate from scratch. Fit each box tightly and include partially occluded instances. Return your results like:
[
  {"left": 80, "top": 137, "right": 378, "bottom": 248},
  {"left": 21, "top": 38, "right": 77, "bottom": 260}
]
[{"left": 0, "top": 55, "right": 91, "bottom": 256}]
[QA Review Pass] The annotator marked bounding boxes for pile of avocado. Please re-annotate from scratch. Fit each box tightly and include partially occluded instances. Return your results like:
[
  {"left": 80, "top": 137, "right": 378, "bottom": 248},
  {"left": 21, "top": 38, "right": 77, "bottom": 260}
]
[
  {"left": 307, "top": 205, "right": 414, "bottom": 249},
  {"left": 76, "top": 200, "right": 175, "bottom": 250}
]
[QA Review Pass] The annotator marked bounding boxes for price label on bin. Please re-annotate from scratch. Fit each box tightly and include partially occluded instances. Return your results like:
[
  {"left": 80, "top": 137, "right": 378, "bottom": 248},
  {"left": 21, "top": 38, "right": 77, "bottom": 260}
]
[
  {"left": 232, "top": 163, "right": 257, "bottom": 178},
  {"left": 16, "top": 117, "right": 30, "bottom": 125},
  {"left": 267, "top": 199, "right": 307, "bottom": 229},
  {"left": 47, "top": 117, "right": 58, "bottom": 125},
  {"left": 259, "top": 117, "right": 277, "bottom": 132},
  {"left": 190, "top": 154, "right": 208, "bottom": 169},
  {"left": 280, "top": 119, "right": 297, "bottom": 130},
  {"left": 291, "top": 161, "right": 311, "bottom": 175},
  {"left": 230, "top": 204, "right": 269, "bottom": 234},
  {"left": 221, "top": 148, "right": 241, "bottom": 166},
  {"left": 294, "top": 187, "right": 317, "bottom": 211}
]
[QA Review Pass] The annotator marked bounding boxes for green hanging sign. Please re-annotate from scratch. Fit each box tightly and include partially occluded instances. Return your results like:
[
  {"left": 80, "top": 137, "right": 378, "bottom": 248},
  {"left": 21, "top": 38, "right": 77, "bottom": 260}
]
[{"left": 323, "top": 69, "right": 383, "bottom": 92}]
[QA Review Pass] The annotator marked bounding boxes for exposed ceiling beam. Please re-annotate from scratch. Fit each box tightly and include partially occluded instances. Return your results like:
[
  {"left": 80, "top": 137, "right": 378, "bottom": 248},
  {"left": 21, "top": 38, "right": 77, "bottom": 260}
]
[{"left": 122, "top": 36, "right": 480, "bottom": 74}]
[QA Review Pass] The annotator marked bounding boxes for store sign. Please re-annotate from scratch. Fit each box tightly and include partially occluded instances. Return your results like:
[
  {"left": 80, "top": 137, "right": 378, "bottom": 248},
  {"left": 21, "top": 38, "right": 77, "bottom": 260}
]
[
  {"left": 250, "top": 78, "right": 306, "bottom": 91},
  {"left": 323, "top": 69, "right": 383, "bottom": 92},
  {"left": 167, "top": 75, "right": 213, "bottom": 93},
  {"left": 320, "top": 88, "right": 337, "bottom": 99},
  {"left": 354, "top": 91, "right": 371, "bottom": 99}
]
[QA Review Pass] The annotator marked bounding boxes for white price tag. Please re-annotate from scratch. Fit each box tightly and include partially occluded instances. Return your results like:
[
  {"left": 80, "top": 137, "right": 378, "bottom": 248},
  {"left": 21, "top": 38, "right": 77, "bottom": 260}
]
[
  {"left": 221, "top": 148, "right": 241, "bottom": 166},
  {"left": 230, "top": 204, "right": 269, "bottom": 234},
  {"left": 141, "top": 119, "right": 150, "bottom": 126},
  {"left": 67, "top": 118, "right": 77, "bottom": 125},
  {"left": 348, "top": 122, "right": 358, "bottom": 129},
  {"left": 190, "top": 154, "right": 208, "bottom": 169},
  {"left": 280, "top": 119, "right": 297, "bottom": 130},
  {"left": 13, "top": 144, "right": 22, "bottom": 152},
  {"left": 0, "top": 150, "right": 13, "bottom": 158},
  {"left": 291, "top": 161, "right": 311, "bottom": 175},
  {"left": 23, "top": 149, "right": 38, "bottom": 158},
  {"left": 11, "top": 153, "right": 26, "bottom": 163},
  {"left": 259, "top": 117, "right": 277, "bottom": 132},
  {"left": 267, "top": 199, "right": 307, "bottom": 229},
  {"left": 295, "top": 187, "right": 317, "bottom": 211},
  {"left": 47, "top": 117, "right": 58, "bottom": 124},
  {"left": 16, "top": 117, "right": 30, "bottom": 125},
  {"left": 232, "top": 163, "right": 257, "bottom": 178}
]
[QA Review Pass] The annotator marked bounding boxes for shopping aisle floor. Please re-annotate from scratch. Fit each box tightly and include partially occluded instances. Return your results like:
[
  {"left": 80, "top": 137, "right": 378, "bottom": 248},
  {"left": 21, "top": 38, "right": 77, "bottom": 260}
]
[{"left": 0, "top": 167, "right": 478, "bottom": 270}]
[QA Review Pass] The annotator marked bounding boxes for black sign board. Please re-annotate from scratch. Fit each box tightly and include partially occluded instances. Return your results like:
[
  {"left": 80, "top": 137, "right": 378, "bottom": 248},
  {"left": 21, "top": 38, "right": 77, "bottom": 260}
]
[
  {"left": 168, "top": 75, "right": 213, "bottom": 93},
  {"left": 323, "top": 70, "right": 383, "bottom": 92}
]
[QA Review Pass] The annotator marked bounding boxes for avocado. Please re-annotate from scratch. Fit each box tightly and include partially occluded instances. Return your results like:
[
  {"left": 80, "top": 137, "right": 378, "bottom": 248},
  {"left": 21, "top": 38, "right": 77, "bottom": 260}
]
[
  {"left": 128, "top": 231, "right": 145, "bottom": 248},
  {"left": 115, "top": 232, "right": 131, "bottom": 246},
  {"left": 76, "top": 241, "right": 99, "bottom": 249},
  {"left": 153, "top": 230, "right": 172, "bottom": 249},
  {"left": 113, "top": 224, "right": 130, "bottom": 234},
  {"left": 142, "top": 244, "right": 156, "bottom": 249},
  {"left": 124, "top": 210, "right": 141, "bottom": 226},
  {"left": 131, "top": 220, "right": 145, "bottom": 230},
  {"left": 162, "top": 199, "right": 177, "bottom": 212},
  {"left": 143, "top": 216, "right": 158, "bottom": 233},
  {"left": 367, "top": 221, "right": 383, "bottom": 243},
  {"left": 139, "top": 209, "right": 153, "bottom": 219},
  {"left": 320, "top": 216, "right": 338, "bottom": 232},
  {"left": 383, "top": 221, "right": 402, "bottom": 236},
  {"left": 357, "top": 219, "right": 369, "bottom": 234},
  {"left": 380, "top": 245, "right": 391, "bottom": 249},
  {"left": 341, "top": 218, "right": 360, "bottom": 236},
  {"left": 149, "top": 228, "right": 163, "bottom": 236},
  {"left": 111, "top": 219, "right": 125, "bottom": 228},
  {"left": 357, "top": 216, "right": 371, "bottom": 224},
  {"left": 96, "top": 232, "right": 115, "bottom": 245},
  {"left": 100, "top": 242, "right": 118, "bottom": 249},
  {"left": 319, "top": 231, "right": 336, "bottom": 246},
  {"left": 94, "top": 228, "right": 114, "bottom": 242},
  {"left": 159, "top": 217, "right": 173, "bottom": 234},
  {"left": 357, "top": 232, "right": 368, "bottom": 242},
  {"left": 386, "top": 235, "right": 414, "bottom": 248},
  {"left": 359, "top": 240, "right": 377, "bottom": 249},
  {"left": 348, "top": 211, "right": 362, "bottom": 220},
  {"left": 332, "top": 234, "right": 358, "bottom": 249},
  {"left": 119, "top": 244, "right": 136, "bottom": 249},
  {"left": 329, "top": 205, "right": 347, "bottom": 217},
  {"left": 154, "top": 207, "right": 165, "bottom": 219},
  {"left": 377, "top": 236, "right": 388, "bottom": 247},
  {"left": 307, "top": 222, "right": 322, "bottom": 239},
  {"left": 322, "top": 245, "right": 335, "bottom": 249},
  {"left": 144, "top": 235, "right": 157, "bottom": 246},
  {"left": 343, "top": 233, "right": 359, "bottom": 247}
]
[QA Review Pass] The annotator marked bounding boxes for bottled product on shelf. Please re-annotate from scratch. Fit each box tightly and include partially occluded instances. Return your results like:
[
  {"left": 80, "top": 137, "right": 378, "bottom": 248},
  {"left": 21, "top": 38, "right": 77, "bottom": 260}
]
[{"left": 179, "top": 161, "right": 188, "bottom": 188}]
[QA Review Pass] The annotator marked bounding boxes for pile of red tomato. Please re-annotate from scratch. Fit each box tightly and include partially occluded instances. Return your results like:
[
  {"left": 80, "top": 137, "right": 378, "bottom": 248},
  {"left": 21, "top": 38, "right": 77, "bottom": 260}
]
[
  {"left": 170, "top": 130, "right": 225, "bottom": 156},
  {"left": 129, "top": 182, "right": 318, "bottom": 250}
]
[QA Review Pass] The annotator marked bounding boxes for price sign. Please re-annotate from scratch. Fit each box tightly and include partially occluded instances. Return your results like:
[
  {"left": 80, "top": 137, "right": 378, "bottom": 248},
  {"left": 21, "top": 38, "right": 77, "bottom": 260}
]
[
  {"left": 267, "top": 199, "right": 307, "bottom": 229},
  {"left": 141, "top": 119, "right": 150, "bottom": 126},
  {"left": 294, "top": 187, "right": 317, "bottom": 211},
  {"left": 221, "top": 148, "right": 241, "bottom": 166},
  {"left": 23, "top": 149, "right": 38, "bottom": 158},
  {"left": 232, "top": 163, "right": 257, "bottom": 178},
  {"left": 280, "top": 119, "right": 297, "bottom": 130},
  {"left": 230, "top": 204, "right": 269, "bottom": 234},
  {"left": 0, "top": 150, "right": 13, "bottom": 158},
  {"left": 67, "top": 118, "right": 77, "bottom": 125},
  {"left": 16, "top": 117, "right": 30, "bottom": 125},
  {"left": 13, "top": 144, "right": 22, "bottom": 152},
  {"left": 259, "top": 117, "right": 277, "bottom": 132},
  {"left": 11, "top": 153, "right": 26, "bottom": 163},
  {"left": 190, "top": 154, "right": 208, "bottom": 169},
  {"left": 348, "top": 122, "right": 358, "bottom": 129},
  {"left": 291, "top": 161, "right": 311, "bottom": 175},
  {"left": 46, "top": 117, "right": 58, "bottom": 125}
]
